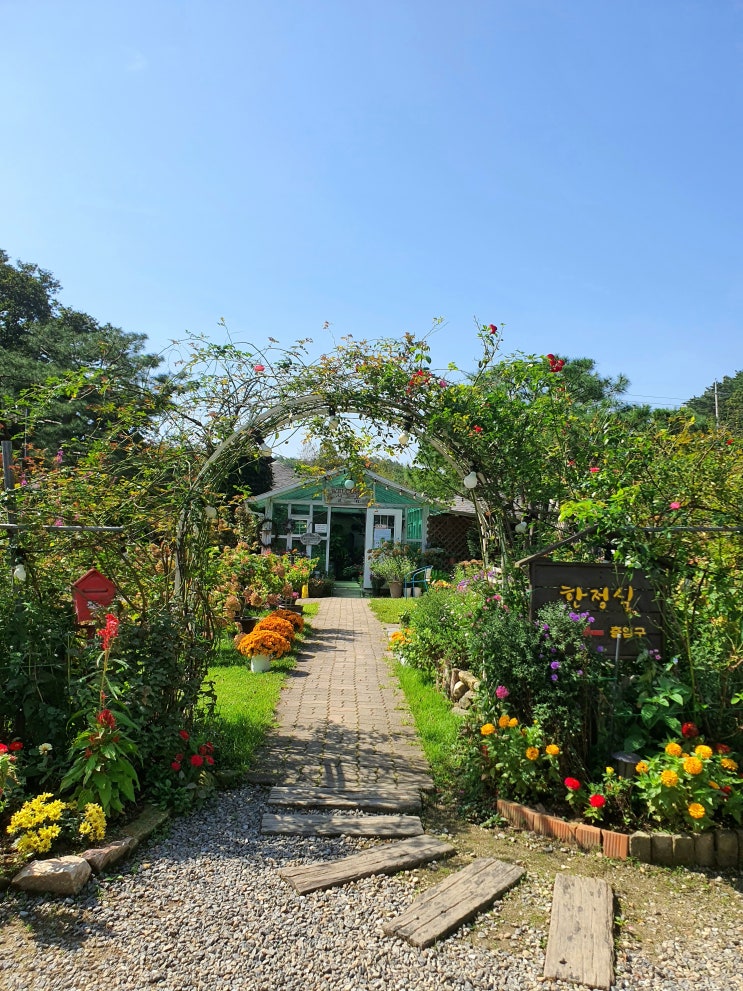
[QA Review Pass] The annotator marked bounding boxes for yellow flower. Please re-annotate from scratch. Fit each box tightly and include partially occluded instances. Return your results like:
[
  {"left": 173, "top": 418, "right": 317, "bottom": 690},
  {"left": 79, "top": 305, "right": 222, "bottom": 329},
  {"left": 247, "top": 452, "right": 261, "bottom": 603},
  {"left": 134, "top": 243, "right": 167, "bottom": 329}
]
[
  {"left": 508, "top": 717, "right": 518, "bottom": 728},
  {"left": 660, "top": 769, "right": 679, "bottom": 787},
  {"left": 605, "top": 766, "right": 615, "bottom": 776},
  {"left": 635, "top": 761, "right": 649, "bottom": 774},
  {"left": 709, "top": 781, "right": 720, "bottom": 790},
  {"left": 688, "top": 803, "right": 706, "bottom": 820},
  {"left": 665, "top": 742, "right": 682, "bottom": 757},
  {"left": 498, "top": 714, "right": 510, "bottom": 729},
  {"left": 683, "top": 756, "right": 703, "bottom": 776},
  {"left": 480, "top": 723, "right": 496, "bottom": 736},
  {"left": 694, "top": 745, "right": 713, "bottom": 760},
  {"left": 525, "top": 747, "right": 540, "bottom": 761},
  {"left": 546, "top": 744, "right": 560, "bottom": 756},
  {"left": 721, "top": 757, "right": 738, "bottom": 772},
  {"left": 79, "top": 804, "right": 107, "bottom": 841}
]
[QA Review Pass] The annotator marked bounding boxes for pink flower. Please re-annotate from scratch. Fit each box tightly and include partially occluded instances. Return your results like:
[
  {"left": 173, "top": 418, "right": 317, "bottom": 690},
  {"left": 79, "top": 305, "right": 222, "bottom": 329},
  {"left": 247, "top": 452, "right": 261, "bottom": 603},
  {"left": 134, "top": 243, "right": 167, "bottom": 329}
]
[
  {"left": 53, "top": 518, "right": 63, "bottom": 526},
  {"left": 669, "top": 501, "right": 681, "bottom": 510},
  {"left": 495, "top": 685, "right": 510, "bottom": 700},
  {"left": 253, "top": 364, "right": 265, "bottom": 372},
  {"left": 589, "top": 467, "right": 600, "bottom": 473}
]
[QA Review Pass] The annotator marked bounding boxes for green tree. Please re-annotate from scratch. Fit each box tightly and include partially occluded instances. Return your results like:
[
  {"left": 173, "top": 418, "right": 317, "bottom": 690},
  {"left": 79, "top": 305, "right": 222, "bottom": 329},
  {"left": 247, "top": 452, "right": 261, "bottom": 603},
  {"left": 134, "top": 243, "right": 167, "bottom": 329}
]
[{"left": 685, "top": 371, "right": 743, "bottom": 436}]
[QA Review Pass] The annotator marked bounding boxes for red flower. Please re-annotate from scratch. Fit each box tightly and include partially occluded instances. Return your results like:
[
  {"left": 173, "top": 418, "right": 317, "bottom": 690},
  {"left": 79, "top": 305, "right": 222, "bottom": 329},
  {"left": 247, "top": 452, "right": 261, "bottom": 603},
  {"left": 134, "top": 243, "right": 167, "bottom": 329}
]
[
  {"left": 205, "top": 756, "right": 215, "bottom": 765},
  {"left": 682, "top": 722, "right": 700, "bottom": 739},
  {"left": 198, "top": 742, "right": 215, "bottom": 756},
  {"left": 721, "top": 785, "right": 732, "bottom": 795},
  {"left": 96, "top": 709, "right": 116, "bottom": 729},
  {"left": 178, "top": 730, "right": 190, "bottom": 741},
  {"left": 171, "top": 761, "right": 182, "bottom": 772},
  {"left": 253, "top": 364, "right": 265, "bottom": 372},
  {"left": 8, "top": 741, "right": 23, "bottom": 752},
  {"left": 589, "top": 794, "right": 606, "bottom": 808},
  {"left": 547, "top": 354, "right": 556, "bottom": 362},
  {"left": 190, "top": 754, "right": 204, "bottom": 767},
  {"left": 564, "top": 777, "right": 581, "bottom": 791},
  {"left": 84, "top": 748, "right": 93, "bottom": 758},
  {"left": 174, "top": 752, "right": 184, "bottom": 761},
  {"left": 589, "top": 466, "right": 600, "bottom": 473},
  {"left": 0, "top": 743, "right": 8, "bottom": 754},
  {"left": 488, "top": 324, "right": 498, "bottom": 334},
  {"left": 97, "top": 613, "right": 119, "bottom": 651},
  {"left": 715, "top": 743, "right": 731, "bottom": 754},
  {"left": 472, "top": 425, "right": 483, "bottom": 433}
]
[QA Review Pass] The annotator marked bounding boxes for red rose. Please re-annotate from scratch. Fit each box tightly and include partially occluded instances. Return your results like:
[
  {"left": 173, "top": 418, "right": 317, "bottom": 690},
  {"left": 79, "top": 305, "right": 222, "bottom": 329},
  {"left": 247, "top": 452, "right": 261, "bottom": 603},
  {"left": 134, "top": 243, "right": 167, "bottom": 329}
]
[
  {"left": 564, "top": 777, "right": 581, "bottom": 791},
  {"left": 171, "top": 761, "right": 182, "bottom": 772},
  {"left": 178, "top": 730, "right": 190, "bottom": 741},
  {"left": 682, "top": 722, "right": 700, "bottom": 739},
  {"left": 190, "top": 754, "right": 204, "bottom": 767},
  {"left": 9, "top": 741, "right": 23, "bottom": 752},
  {"left": 589, "top": 794, "right": 606, "bottom": 808}
]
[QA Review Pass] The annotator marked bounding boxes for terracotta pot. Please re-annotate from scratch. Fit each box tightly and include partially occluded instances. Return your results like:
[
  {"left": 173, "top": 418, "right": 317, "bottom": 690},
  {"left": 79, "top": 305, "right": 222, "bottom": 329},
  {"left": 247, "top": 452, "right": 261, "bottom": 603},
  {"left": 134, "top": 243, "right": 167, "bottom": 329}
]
[{"left": 388, "top": 580, "right": 404, "bottom": 599}]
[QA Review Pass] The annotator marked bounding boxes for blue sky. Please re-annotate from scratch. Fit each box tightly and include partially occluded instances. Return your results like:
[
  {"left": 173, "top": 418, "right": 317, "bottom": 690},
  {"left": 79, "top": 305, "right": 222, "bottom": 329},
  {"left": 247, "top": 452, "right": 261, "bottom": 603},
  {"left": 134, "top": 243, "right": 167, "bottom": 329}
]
[{"left": 2, "top": 0, "right": 742, "bottom": 424}]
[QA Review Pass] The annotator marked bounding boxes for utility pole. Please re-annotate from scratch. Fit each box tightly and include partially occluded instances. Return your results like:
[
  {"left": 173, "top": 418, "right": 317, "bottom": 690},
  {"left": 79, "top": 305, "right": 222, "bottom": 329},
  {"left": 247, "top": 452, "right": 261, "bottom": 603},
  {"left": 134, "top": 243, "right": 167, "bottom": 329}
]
[{"left": 714, "top": 380, "right": 720, "bottom": 428}]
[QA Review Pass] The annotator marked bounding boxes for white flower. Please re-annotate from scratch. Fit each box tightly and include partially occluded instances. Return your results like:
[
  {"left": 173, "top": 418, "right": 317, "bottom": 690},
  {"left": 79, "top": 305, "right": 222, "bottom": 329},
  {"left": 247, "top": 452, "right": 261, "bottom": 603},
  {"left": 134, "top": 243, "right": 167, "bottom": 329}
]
[{"left": 38, "top": 743, "right": 53, "bottom": 755}]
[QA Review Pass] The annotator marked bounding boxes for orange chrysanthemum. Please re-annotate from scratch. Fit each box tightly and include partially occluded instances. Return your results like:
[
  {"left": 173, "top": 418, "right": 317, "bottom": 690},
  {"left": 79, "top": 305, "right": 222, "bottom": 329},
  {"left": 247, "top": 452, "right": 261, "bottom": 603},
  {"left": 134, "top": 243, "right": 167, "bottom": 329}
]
[
  {"left": 660, "top": 769, "right": 679, "bottom": 787},
  {"left": 683, "top": 756, "right": 703, "bottom": 776},
  {"left": 688, "top": 803, "right": 706, "bottom": 819},
  {"left": 665, "top": 742, "right": 683, "bottom": 758},
  {"left": 480, "top": 723, "right": 496, "bottom": 736}
]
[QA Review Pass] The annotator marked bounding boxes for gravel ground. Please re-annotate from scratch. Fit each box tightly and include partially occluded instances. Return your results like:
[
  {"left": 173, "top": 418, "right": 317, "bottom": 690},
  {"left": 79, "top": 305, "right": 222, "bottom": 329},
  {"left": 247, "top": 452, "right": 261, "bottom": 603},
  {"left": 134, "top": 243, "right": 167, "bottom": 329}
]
[{"left": 1, "top": 784, "right": 741, "bottom": 991}]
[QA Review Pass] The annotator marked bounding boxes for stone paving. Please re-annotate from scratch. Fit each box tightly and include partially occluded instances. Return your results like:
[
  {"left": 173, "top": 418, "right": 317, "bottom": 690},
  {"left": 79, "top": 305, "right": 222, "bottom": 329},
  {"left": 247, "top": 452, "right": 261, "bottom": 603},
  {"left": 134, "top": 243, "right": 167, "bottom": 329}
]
[{"left": 247, "top": 597, "right": 433, "bottom": 792}]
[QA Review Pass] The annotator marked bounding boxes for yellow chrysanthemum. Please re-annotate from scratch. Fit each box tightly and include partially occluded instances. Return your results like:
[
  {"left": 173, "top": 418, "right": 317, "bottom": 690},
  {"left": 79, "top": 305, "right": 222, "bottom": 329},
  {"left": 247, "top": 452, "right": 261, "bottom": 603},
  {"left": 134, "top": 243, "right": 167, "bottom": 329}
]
[
  {"left": 545, "top": 744, "right": 560, "bottom": 756},
  {"left": 688, "top": 803, "right": 706, "bottom": 819},
  {"left": 498, "top": 714, "right": 510, "bottom": 729},
  {"left": 683, "top": 756, "right": 703, "bottom": 776},
  {"left": 720, "top": 757, "right": 738, "bottom": 772},
  {"left": 605, "top": 767, "right": 615, "bottom": 776},
  {"left": 480, "top": 723, "right": 496, "bottom": 736},
  {"left": 635, "top": 761, "right": 649, "bottom": 774},
  {"left": 660, "top": 769, "right": 679, "bottom": 787},
  {"left": 694, "top": 745, "right": 713, "bottom": 760},
  {"left": 508, "top": 717, "right": 518, "bottom": 728},
  {"left": 525, "top": 747, "right": 540, "bottom": 761},
  {"left": 665, "top": 742, "right": 683, "bottom": 757}
]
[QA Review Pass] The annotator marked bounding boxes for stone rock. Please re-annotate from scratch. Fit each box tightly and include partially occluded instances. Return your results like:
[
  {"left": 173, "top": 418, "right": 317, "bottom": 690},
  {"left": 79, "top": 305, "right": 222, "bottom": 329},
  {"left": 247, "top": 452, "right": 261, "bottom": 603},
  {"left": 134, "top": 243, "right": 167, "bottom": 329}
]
[
  {"left": 451, "top": 680, "right": 468, "bottom": 701},
  {"left": 458, "top": 690, "right": 475, "bottom": 710},
  {"left": 82, "top": 837, "right": 137, "bottom": 874},
  {"left": 12, "top": 855, "right": 92, "bottom": 895}
]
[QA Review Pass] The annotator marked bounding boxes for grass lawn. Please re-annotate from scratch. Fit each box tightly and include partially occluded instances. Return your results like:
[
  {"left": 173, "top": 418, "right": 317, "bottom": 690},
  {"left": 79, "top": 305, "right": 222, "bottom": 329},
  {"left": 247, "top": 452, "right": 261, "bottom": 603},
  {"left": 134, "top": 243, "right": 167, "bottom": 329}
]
[
  {"left": 367, "top": 597, "right": 418, "bottom": 624},
  {"left": 205, "top": 603, "right": 318, "bottom": 771}
]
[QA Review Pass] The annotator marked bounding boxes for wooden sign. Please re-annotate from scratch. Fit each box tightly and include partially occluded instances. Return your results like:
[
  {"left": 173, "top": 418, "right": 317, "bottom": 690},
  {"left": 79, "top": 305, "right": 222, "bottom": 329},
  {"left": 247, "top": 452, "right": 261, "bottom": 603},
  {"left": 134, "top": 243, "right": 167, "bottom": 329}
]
[{"left": 529, "top": 560, "right": 663, "bottom": 657}]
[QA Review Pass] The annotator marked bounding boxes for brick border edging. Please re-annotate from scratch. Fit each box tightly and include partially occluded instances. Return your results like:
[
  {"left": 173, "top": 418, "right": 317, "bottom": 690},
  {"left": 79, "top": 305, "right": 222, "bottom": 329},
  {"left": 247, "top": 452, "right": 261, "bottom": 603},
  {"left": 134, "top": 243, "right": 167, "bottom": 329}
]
[{"left": 496, "top": 799, "right": 743, "bottom": 869}]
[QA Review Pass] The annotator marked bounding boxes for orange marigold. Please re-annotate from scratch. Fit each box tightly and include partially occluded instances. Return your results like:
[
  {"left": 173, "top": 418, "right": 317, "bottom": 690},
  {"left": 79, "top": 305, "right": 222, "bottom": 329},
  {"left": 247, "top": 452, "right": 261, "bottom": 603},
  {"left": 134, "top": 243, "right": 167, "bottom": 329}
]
[
  {"left": 660, "top": 769, "right": 679, "bottom": 787},
  {"left": 508, "top": 717, "right": 518, "bottom": 728},
  {"left": 525, "top": 747, "right": 540, "bottom": 761},
  {"left": 665, "top": 742, "right": 683, "bottom": 757},
  {"left": 688, "top": 802, "right": 706, "bottom": 819},
  {"left": 545, "top": 744, "right": 560, "bottom": 756},
  {"left": 480, "top": 723, "right": 496, "bottom": 736},
  {"left": 635, "top": 761, "right": 649, "bottom": 774},
  {"left": 683, "top": 756, "right": 703, "bottom": 776},
  {"left": 720, "top": 757, "right": 739, "bottom": 772},
  {"left": 498, "top": 714, "right": 510, "bottom": 729},
  {"left": 694, "top": 745, "right": 713, "bottom": 760}
]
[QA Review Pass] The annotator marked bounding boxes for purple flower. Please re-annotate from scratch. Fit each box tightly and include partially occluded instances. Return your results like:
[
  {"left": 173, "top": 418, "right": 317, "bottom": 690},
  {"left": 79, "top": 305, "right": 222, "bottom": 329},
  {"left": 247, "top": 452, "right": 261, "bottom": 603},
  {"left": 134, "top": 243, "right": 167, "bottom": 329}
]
[
  {"left": 596, "top": 646, "right": 604, "bottom": 653},
  {"left": 550, "top": 661, "right": 561, "bottom": 670},
  {"left": 577, "top": 669, "right": 584, "bottom": 677},
  {"left": 495, "top": 685, "right": 510, "bottom": 700},
  {"left": 569, "top": 612, "right": 579, "bottom": 621},
  {"left": 542, "top": 623, "right": 550, "bottom": 631},
  {"left": 551, "top": 674, "right": 558, "bottom": 682}
]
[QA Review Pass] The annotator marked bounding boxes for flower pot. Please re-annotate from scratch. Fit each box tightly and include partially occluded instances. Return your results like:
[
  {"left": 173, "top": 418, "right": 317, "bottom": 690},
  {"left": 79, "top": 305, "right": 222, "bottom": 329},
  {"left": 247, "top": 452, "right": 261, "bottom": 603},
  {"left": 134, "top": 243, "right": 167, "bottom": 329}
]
[
  {"left": 250, "top": 653, "right": 273, "bottom": 673},
  {"left": 388, "top": 580, "right": 403, "bottom": 599},
  {"left": 237, "top": 615, "right": 260, "bottom": 634}
]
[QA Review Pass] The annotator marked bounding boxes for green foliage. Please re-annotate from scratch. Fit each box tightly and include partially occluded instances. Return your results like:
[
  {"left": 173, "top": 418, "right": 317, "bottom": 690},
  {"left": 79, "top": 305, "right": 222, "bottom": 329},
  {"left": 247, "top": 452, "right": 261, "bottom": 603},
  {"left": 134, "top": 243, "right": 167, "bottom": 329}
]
[
  {"left": 60, "top": 706, "right": 139, "bottom": 816},
  {"left": 462, "top": 714, "right": 562, "bottom": 804},
  {"left": 389, "top": 585, "right": 476, "bottom": 678},
  {"left": 366, "top": 540, "right": 419, "bottom": 581}
]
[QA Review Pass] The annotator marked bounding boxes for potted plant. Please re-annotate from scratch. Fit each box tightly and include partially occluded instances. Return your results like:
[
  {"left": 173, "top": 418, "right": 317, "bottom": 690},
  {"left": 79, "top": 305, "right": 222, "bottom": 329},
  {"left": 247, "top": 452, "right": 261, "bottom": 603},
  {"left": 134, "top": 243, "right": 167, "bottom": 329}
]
[
  {"left": 235, "top": 628, "right": 292, "bottom": 673},
  {"left": 367, "top": 542, "right": 418, "bottom": 598}
]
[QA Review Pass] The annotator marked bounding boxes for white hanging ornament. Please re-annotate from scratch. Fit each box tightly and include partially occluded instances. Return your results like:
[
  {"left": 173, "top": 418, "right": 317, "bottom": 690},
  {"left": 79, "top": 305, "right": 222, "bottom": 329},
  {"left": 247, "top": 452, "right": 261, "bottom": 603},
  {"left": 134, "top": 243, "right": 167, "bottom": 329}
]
[
  {"left": 463, "top": 471, "right": 478, "bottom": 490},
  {"left": 13, "top": 564, "right": 27, "bottom": 582}
]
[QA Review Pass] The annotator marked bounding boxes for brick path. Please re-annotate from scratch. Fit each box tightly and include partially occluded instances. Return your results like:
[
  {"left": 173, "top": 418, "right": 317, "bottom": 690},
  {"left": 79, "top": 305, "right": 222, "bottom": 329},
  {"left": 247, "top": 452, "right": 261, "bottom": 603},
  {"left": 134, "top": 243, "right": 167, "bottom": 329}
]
[{"left": 249, "top": 598, "right": 433, "bottom": 792}]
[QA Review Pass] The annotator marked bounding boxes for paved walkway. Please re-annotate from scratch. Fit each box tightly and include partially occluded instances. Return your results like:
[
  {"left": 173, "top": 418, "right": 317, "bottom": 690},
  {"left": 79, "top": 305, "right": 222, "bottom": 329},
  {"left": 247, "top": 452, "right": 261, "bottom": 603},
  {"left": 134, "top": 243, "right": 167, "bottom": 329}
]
[{"left": 248, "top": 597, "right": 433, "bottom": 792}]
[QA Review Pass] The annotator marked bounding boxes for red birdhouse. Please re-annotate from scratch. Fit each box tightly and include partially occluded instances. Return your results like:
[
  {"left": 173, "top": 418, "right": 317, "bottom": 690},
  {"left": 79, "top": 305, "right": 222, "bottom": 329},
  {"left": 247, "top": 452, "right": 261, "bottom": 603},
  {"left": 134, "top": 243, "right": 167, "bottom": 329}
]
[{"left": 72, "top": 568, "right": 117, "bottom": 623}]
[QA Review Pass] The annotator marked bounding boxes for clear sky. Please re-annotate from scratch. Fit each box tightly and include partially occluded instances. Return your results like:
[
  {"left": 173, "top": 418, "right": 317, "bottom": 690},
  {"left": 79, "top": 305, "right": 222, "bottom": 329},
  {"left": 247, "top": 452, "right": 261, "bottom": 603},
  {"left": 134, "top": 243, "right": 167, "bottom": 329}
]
[{"left": 2, "top": 0, "right": 741, "bottom": 418}]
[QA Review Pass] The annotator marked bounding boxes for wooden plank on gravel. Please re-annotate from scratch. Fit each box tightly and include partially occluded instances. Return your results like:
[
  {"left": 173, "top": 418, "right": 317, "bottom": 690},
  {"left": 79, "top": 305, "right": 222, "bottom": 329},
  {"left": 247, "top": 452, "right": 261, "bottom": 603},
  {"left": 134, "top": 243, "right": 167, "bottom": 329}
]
[
  {"left": 261, "top": 813, "right": 424, "bottom": 837},
  {"left": 383, "top": 858, "right": 524, "bottom": 948},
  {"left": 543, "top": 874, "right": 615, "bottom": 991},
  {"left": 280, "top": 834, "right": 455, "bottom": 895},
  {"left": 267, "top": 786, "right": 422, "bottom": 813}
]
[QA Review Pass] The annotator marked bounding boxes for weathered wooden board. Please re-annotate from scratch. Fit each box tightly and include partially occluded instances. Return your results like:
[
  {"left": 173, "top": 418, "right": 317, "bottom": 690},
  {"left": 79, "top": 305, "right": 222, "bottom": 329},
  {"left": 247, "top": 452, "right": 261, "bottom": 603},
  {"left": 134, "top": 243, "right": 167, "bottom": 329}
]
[
  {"left": 543, "top": 874, "right": 615, "bottom": 991},
  {"left": 261, "top": 813, "right": 424, "bottom": 837},
  {"left": 383, "top": 858, "right": 524, "bottom": 948},
  {"left": 267, "top": 786, "right": 422, "bottom": 813},
  {"left": 280, "top": 834, "right": 455, "bottom": 895}
]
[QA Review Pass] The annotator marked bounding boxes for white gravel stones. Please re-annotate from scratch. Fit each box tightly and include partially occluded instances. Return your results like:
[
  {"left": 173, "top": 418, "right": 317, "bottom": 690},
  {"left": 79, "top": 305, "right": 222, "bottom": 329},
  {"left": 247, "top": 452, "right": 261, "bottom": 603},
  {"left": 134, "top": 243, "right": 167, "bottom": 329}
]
[{"left": 1, "top": 785, "right": 741, "bottom": 991}]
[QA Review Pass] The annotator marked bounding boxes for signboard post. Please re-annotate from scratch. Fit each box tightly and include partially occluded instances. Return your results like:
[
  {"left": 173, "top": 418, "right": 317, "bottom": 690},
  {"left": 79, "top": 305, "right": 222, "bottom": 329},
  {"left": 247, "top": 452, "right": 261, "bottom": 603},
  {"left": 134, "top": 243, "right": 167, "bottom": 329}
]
[{"left": 529, "top": 560, "right": 663, "bottom": 658}]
